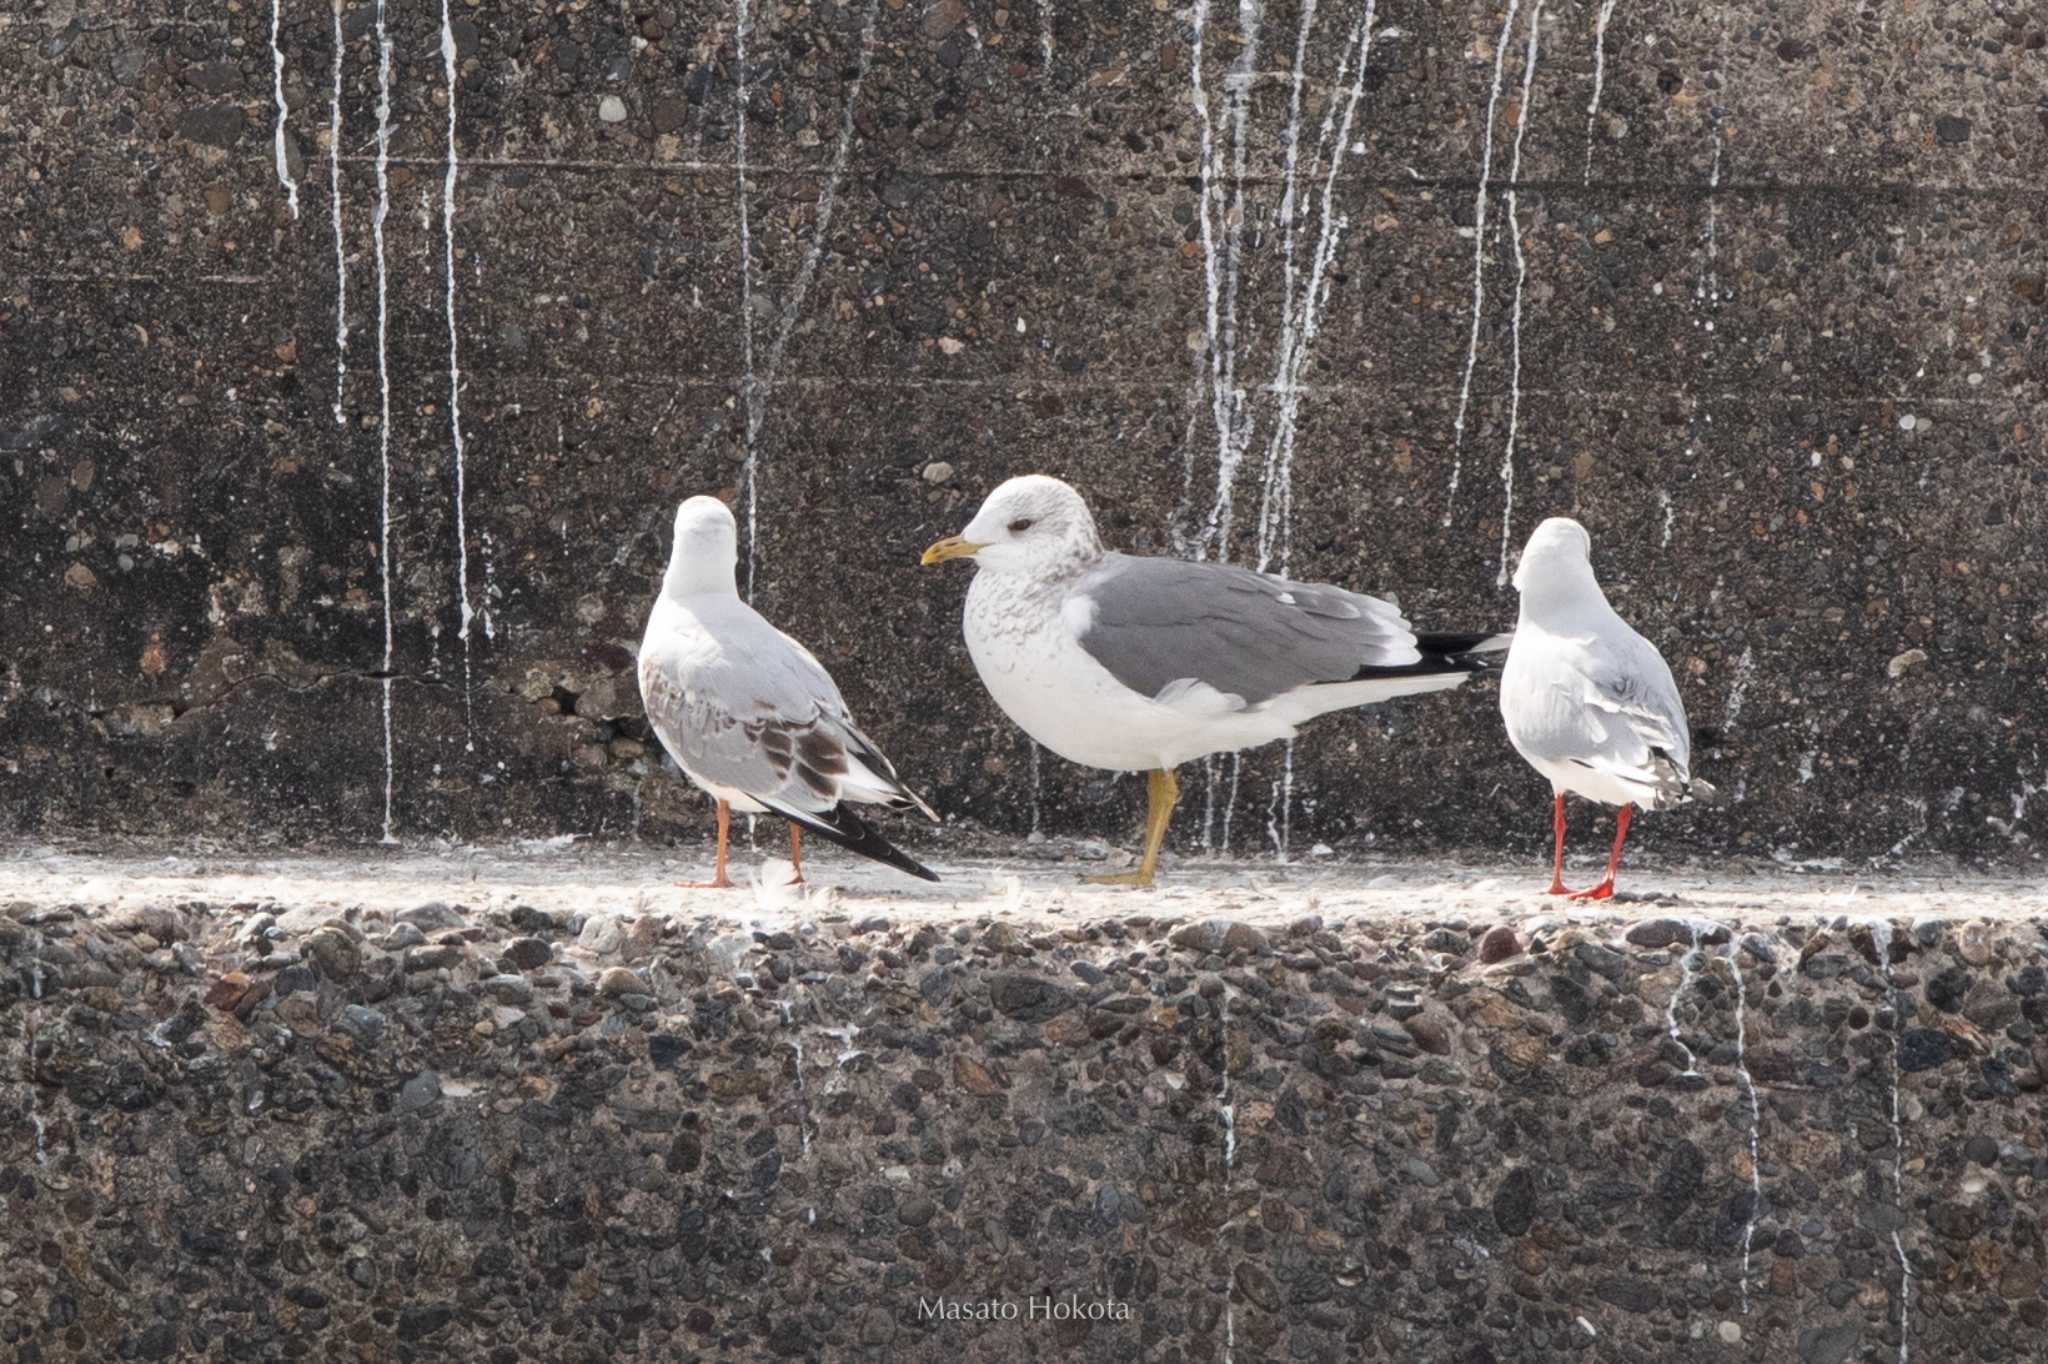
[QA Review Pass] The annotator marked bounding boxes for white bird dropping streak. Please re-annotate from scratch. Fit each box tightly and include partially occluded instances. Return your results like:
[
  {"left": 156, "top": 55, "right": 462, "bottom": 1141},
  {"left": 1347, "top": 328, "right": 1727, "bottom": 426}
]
[
  {"left": 1698, "top": 124, "right": 1725, "bottom": 304},
  {"left": 1188, "top": 0, "right": 1228, "bottom": 521},
  {"left": 373, "top": 0, "right": 398, "bottom": 846},
  {"left": 736, "top": 0, "right": 881, "bottom": 595},
  {"left": 1725, "top": 942, "right": 1762, "bottom": 1315},
  {"left": 1662, "top": 924, "right": 1703, "bottom": 1075},
  {"left": 1039, "top": 0, "right": 1054, "bottom": 77},
  {"left": 733, "top": 0, "right": 759, "bottom": 598},
  {"left": 328, "top": 0, "right": 349, "bottom": 426},
  {"left": 1495, "top": 0, "right": 1543, "bottom": 586},
  {"left": 1271, "top": 0, "right": 1321, "bottom": 368},
  {"left": 1202, "top": 0, "right": 1265, "bottom": 562},
  {"left": 1723, "top": 645, "right": 1756, "bottom": 736},
  {"left": 1871, "top": 920, "right": 1913, "bottom": 1362},
  {"left": 1583, "top": 0, "right": 1619, "bottom": 184},
  {"left": 1028, "top": 740, "right": 1043, "bottom": 837},
  {"left": 1444, "top": 0, "right": 1523, "bottom": 526},
  {"left": 441, "top": 0, "right": 477, "bottom": 753},
  {"left": 270, "top": 0, "right": 300, "bottom": 217},
  {"left": 1255, "top": 7, "right": 1370, "bottom": 576},
  {"left": 1218, "top": 984, "right": 1236, "bottom": 1363}
]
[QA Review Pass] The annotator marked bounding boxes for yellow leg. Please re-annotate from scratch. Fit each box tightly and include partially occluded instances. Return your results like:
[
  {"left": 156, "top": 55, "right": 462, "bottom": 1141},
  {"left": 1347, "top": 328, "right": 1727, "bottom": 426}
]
[
  {"left": 1087, "top": 768, "right": 1180, "bottom": 887},
  {"left": 788, "top": 825, "right": 804, "bottom": 884}
]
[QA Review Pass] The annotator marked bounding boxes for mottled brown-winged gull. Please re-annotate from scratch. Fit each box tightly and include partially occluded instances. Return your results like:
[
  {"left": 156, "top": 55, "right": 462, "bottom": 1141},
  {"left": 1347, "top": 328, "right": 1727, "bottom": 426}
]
[
  {"left": 920, "top": 475, "right": 1510, "bottom": 886},
  {"left": 1500, "top": 516, "right": 1714, "bottom": 899},
  {"left": 639, "top": 496, "right": 939, "bottom": 885}
]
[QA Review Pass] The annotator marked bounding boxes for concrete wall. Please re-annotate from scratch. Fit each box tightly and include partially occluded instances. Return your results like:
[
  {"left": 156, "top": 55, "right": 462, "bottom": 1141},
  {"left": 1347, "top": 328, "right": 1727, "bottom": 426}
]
[
  {"left": 2, "top": 0, "right": 2045, "bottom": 861},
  {"left": 9, "top": 895, "right": 2048, "bottom": 1360}
]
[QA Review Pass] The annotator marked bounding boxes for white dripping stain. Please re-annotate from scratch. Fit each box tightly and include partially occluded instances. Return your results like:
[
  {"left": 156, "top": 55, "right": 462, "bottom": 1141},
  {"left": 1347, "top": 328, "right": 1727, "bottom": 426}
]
[
  {"left": 372, "top": 0, "right": 399, "bottom": 846},
  {"left": 1724, "top": 938, "right": 1763, "bottom": 1315},
  {"left": 1199, "top": 753, "right": 1220, "bottom": 851},
  {"left": 1583, "top": 0, "right": 1620, "bottom": 184},
  {"left": 21, "top": 991, "right": 45, "bottom": 1165},
  {"left": 1495, "top": 0, "right": 1543, "bottom": 587},
  {"left": 1872, "top": 795, "right": 1929, "bottom": 868},
  {"left": 1657, "top": 488, "right": 1675, "bottom": 548},
  {"left": 1661, "top": 922, "right": 1704, "bottom": 1076},
  {"left": 1870, "top": 919, "right": 1913, "bottom": 1361},
  {"left": 1255, "top": 6, "right": 1373, "bottom": 576},
  {"left": 779, "top": 997, "right": 812, "bottom": 1159},
  {"left": 1722, "top": 645, "right": 1755, "bottom": 737},
  {"left": 270, "top": 0, "right": 300, "bottom": 217},
  {"left": 441, "top": 0, "right": 476, "bottom": 752},
  {"left": 1244, "top": 6, "right": 1376, "bottom": 861},
  {"left": 1192, "top": 0, "right": 1266, "bottom": 563},
  {"left": 1987, "top": 770, "right": 2038, "bottom": 839},
  {"left": 1185, "top": 0, "right": 1231, "bottom": 563},
  {"left": 823, "top": 1024, "right": 864, "bottom": 1072},
  {"left": 328, "top": 0, "right": 349, "bottom": 427},
  {"left": 1028, "top": 739, "right": 1044, "bottom": 838},
  {"left": 1039, "top": 0, "right": 1054, "bottom": 77},
  {"left": 1268, "top": 0, "right": 1322, "bottom": 418},
  {"left": 1443, "top": 0, "right": 1524, "bottom": 525},
  {"left": 478, "top": 527, "right": 498, "bottom": 640},
  {"left": 733, "top": 0, "right": 759, "bottom": 597},
  {"left": 1167, "top": 374, "right": 1210, "bottom": 555},
  {"left": 1219, "top": 986, "right": 1237, "bottom": 1362},
  {"left": 1696, "top": 114, "right": 1726, "bottom": 315},
  {"left": 737, "top": 0, "right": 881, "bottom": 601},
  {"left": 1220, "top": 751, "right": 1245, "bottom": 853}
]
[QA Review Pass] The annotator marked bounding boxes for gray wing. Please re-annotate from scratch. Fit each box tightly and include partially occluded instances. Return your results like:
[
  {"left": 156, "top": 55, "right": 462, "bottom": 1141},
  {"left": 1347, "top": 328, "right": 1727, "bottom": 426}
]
[
  {"left": 638, "top": 601, "right": 935, "bottom": 820},
  {"left": 1071, "top": 554, "right": 1428, "bottom": 706},
  {"left": 1511, "top": 623, "right": 1696, "bottom": 806},
  {"left": 1583, "top": 627, "right": 1692, "bottom": 780}
]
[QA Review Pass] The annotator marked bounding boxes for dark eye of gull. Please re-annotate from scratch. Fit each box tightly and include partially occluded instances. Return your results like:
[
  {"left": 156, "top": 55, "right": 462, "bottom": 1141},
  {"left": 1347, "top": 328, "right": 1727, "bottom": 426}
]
[{"left": 1007, "top": 517, "right": 1035, "bottom": 534}]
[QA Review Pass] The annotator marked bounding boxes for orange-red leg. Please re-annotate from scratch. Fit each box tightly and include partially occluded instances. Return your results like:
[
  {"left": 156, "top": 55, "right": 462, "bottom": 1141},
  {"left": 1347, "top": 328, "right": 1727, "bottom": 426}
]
[
  {"left": 788, "top": 825, "right": 804, "bottom": 885},
  {"left": 676, "top": 800, "right": 735, "bottom": 889},
  {"left": 1545, "top": 793, "right": 1573, "bottom": 895},
  {"left": 1567, "top": 803, "right": 1633, "bottom": 902}
]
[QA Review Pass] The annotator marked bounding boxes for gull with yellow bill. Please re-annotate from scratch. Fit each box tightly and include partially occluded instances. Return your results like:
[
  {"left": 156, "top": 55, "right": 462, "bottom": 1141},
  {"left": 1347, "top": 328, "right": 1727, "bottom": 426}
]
[{"left": 921, "top": 475, "right": 1511, "bottom": 886}]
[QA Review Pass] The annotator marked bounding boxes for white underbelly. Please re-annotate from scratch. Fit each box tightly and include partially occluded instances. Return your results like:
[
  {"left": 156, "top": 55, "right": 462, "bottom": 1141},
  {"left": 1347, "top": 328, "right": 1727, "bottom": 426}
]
[
  {"left": 963, "top": 577, "right": 1293, "bottom": 772},
  {"left": 680, "top": 768, "right": 771, "bottom": 814},
  {"left": 1518, "top": 750, "right": 1643, "bottom": 809}
]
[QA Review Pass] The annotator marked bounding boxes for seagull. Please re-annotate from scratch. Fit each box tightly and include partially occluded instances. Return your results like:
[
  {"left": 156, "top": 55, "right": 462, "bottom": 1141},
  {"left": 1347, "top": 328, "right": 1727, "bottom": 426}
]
[
  {"left": 920, "top": 475, "right": 1511, "bottom": 886},
  {"left": 638, "top": 496, "right": 941, "bottom": 885},
  {"left": 1500, "top": 517, "right": 1713, "bottom": 900}
]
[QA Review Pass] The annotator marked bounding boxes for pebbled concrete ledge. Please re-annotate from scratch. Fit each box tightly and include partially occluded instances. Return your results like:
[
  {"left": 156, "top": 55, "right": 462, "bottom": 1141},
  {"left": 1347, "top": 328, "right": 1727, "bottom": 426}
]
[{"left": 5, "top": 853, "right": 2048, "bottom": 1362}]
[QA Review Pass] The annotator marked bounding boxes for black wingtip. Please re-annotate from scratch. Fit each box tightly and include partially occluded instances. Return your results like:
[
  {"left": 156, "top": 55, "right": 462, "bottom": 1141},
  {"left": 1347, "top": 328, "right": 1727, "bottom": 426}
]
[
  {"left": 1334, "top": 629, "right": 1514, "bottom": 686},
  {"left": 1416, "top": 629, "right": 1514, "bottom": 661},
  {"left": 777, "top": 803, "right": 941, "bottom": 883}
]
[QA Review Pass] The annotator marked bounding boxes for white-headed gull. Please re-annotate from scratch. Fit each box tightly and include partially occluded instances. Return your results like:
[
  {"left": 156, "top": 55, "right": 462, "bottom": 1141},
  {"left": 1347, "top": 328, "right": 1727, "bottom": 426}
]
[
  {"left": 1500, "top": 517, "right": 1713, "bottom": 899},
  {"left": 638, "top": 496, "right": 939, "bottom": 885},
  {"left": 921, "top": 475, "right": 1511, "bottom": 886}
]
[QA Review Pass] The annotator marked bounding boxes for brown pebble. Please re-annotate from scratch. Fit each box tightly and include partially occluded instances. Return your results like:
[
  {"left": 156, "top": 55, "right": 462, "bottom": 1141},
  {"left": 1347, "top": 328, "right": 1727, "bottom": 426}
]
[{"left": 1479, "top": 925, "right": 1522, "bottom": 964}]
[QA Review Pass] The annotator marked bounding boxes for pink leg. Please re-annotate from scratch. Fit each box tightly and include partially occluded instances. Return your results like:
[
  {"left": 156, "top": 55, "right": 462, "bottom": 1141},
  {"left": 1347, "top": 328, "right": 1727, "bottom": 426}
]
[
  {"left": 1545, "top": 793, "right": 1573, "bottom": 895},
  {"left": 1567, "top": 803, "right": 1633, "bottom": 902},
  {"left": 676, "top": 801, "right": 735, "bottom": 889}
]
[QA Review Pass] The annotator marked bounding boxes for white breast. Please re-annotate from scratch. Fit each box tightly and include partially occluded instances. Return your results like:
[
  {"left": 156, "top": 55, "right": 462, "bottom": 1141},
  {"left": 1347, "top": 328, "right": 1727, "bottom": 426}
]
[{"left": 962, "top": 570, "right": 1295, "bottom": 772}]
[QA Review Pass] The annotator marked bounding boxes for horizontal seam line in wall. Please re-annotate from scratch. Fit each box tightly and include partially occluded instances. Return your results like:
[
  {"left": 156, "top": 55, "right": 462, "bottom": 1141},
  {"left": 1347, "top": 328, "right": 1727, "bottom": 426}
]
[
  {"left": 324, "top": 156, "right": 2048, "bottom": 201},
  {"left": 540, "top": 375, "right": 2034, "bottom": 410}
]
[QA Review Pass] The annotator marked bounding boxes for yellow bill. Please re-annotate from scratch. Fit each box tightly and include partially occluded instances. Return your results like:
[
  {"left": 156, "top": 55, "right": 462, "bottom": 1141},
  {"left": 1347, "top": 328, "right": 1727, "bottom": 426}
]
[{"left": 920, "top": 535, "right": 984, "bottom": 566}]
